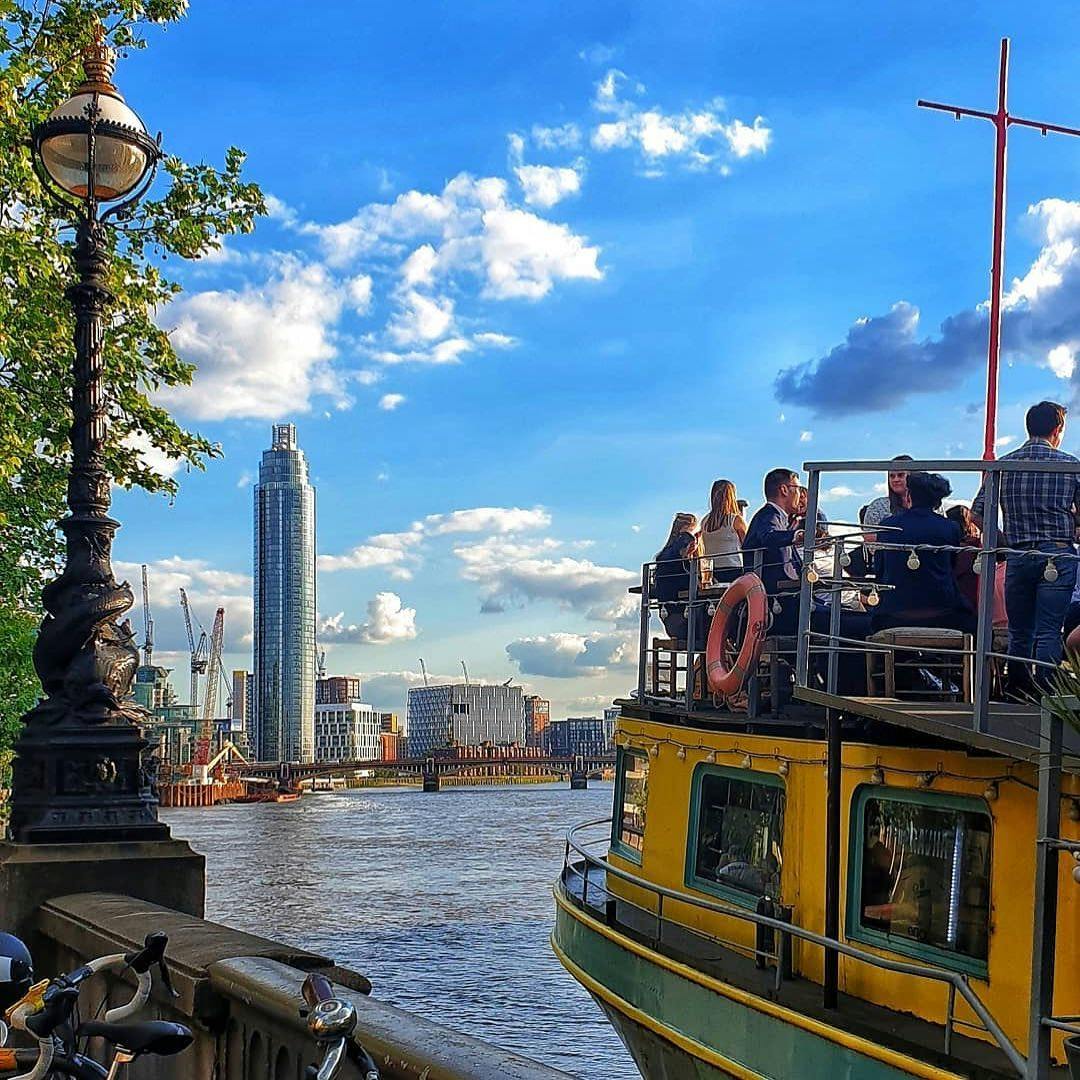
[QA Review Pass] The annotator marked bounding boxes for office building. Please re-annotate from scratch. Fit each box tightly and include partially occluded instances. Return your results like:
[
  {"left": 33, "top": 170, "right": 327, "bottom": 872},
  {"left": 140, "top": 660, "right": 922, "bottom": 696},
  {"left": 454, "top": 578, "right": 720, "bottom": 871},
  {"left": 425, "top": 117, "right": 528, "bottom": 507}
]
[
  {"left": 316, "top": 675, "right": 362, "bottom": 705},
  {"left": 604, "top": 706, "right": 619, "bottom": 751},
  {"left": 524, "top": 695, "right": 550, "bottom": 748},
  {"left": 133, "top": 665, "right": 176, "bottom": 712},
  {"left": 253, "top": 423, "right": 316, "bottom": 763},
  {"left": 545, "top": 716, "right": 609, "bottom": 757},
  {"left": 314, "top": 701, "right": 381, "bottom": 763},
  {"left": 230, "top": 669, "right": 249, "bottom": 726},
  {"left": 406, "top": 683, "right": 525, "bottom": 759},
  {"left": 378, "top": 711, "right": 400, "bottom": 734}
]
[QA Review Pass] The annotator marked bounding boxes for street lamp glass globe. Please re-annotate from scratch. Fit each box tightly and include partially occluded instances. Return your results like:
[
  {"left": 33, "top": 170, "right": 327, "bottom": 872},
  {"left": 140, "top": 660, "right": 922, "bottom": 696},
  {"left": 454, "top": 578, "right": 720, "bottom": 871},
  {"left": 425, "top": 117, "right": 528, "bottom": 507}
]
[{"left": 39, "top": 92, "right": 150, "bottom": 200}]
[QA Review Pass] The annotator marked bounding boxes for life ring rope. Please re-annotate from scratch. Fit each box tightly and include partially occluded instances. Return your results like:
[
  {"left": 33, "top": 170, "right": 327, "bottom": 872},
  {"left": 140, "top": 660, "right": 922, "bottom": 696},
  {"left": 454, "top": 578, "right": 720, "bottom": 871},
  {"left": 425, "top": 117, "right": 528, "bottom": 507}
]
[{"left": 705, "top": 572, "right": 768, "bottom": 697}]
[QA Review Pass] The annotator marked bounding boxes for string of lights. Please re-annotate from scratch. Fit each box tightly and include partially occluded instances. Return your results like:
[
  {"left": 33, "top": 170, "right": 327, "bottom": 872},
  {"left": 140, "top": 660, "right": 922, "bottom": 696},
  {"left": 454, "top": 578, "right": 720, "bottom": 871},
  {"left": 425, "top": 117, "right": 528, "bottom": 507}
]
[{"left": 613, "top": 731, "right": 1080, "bottom": 811}]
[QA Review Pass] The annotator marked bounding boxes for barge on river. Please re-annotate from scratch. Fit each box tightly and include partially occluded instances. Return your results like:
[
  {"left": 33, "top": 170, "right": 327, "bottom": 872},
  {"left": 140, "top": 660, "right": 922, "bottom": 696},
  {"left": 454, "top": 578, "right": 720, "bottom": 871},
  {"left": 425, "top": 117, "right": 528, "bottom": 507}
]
[{"left": 553, "top": 456, "right": 1080, "bottom": 1080}]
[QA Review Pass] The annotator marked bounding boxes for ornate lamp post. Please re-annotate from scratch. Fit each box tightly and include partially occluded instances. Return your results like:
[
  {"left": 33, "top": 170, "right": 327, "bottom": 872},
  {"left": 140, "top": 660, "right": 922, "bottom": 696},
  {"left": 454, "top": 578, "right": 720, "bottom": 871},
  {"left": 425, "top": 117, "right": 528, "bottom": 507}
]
[{"left": 8, "top": 29, "right": 168, "bottom": 842}]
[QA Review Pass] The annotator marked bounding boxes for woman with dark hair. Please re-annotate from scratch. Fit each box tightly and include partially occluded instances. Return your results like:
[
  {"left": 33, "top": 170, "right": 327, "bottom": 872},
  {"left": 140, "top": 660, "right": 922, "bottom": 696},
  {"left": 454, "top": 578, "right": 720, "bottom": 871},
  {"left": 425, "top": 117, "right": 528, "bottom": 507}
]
[
  {"left": 872, "top": 472, "right": 976, "bottom": 634},
  {"left": 863, "top": 454, "right": 914, "bottom": 546},
  {"left": 653, "top": 513, "right": 699, "bottom": 640},
  {"left": 700, "top": 479, "right": 747, "bottom": 582}
]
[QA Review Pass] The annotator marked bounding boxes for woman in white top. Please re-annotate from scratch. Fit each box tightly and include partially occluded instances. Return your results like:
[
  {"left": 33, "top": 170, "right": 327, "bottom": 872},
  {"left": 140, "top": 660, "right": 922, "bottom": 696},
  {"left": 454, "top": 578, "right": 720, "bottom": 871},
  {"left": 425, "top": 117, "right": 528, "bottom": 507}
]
[
  {"left": 699, "top": 479, "right": 747, "bottom": 581},
  {"left": 863, "top": 454, "right": 913, "bottom": 545}
]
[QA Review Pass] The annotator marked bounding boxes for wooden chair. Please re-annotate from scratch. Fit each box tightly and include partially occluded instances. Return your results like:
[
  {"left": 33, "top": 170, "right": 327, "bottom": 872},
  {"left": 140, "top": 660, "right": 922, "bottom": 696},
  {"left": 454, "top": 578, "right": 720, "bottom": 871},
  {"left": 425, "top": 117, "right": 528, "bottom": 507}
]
[
  {"left": 865, "top": 627, "right": 972, "bottom": 702},
  {"left": 651, "top": 638, "right": 686, "bottom": 697},
  {"left": 747, "top": 636, "right": 796, "bottom": 718}
]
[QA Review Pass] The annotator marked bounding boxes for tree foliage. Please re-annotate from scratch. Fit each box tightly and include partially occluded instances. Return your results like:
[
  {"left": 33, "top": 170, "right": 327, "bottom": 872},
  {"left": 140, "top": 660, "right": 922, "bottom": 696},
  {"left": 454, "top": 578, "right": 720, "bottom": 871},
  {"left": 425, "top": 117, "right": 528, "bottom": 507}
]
[{"left": 0, "top": 1, "right": 265, "bottom": 743}]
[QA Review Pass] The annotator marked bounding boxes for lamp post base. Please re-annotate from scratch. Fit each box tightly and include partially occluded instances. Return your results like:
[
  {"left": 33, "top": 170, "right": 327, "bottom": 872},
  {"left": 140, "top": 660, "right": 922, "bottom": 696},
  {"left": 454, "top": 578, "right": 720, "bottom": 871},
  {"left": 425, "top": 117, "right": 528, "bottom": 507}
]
[{"left": 9, "top": 719, "right": 168, "bottom": 844}]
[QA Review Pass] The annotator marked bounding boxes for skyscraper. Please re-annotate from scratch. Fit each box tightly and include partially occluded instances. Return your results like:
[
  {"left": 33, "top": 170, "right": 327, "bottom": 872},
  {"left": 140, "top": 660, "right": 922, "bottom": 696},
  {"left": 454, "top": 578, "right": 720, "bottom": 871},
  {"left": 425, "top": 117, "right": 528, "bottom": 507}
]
[{"left": 253, "top": 423, "right": 316, "bottom": 762}]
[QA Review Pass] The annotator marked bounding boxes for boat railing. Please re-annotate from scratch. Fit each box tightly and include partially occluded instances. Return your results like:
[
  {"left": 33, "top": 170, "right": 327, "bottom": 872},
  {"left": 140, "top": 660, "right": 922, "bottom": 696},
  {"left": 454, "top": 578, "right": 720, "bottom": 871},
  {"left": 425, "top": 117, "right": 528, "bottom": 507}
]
[{"left": 562, "top": 816, "right": 1027, "bottom": 1076}]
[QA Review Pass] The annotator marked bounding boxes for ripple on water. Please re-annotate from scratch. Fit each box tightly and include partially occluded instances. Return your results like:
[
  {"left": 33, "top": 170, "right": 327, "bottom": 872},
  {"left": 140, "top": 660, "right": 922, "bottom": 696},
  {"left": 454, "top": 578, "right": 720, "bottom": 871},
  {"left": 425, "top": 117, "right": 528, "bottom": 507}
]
[{"left": 163, "top": 783, "right": 639, "bottom": 1079}]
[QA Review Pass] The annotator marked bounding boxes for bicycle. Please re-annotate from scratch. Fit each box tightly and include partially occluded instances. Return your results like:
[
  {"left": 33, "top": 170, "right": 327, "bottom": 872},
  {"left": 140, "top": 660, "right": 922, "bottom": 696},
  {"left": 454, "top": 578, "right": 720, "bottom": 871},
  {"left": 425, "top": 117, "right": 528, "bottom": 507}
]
[
  {"left": 300, "top": 973, "right": 379, "bottom": 1080},
  {"left": 1, "top": 932, "right": 192, "bottom": 1079}
]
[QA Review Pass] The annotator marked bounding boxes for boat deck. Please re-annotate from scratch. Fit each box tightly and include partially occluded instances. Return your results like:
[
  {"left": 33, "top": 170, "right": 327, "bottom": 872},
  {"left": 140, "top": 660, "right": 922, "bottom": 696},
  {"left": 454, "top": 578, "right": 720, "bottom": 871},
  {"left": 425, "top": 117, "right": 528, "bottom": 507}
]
[
  {"left": 794, "top": 686, "right": 1080, "bottom": 769},
  {"left": 563, "top": 863, "right": 1054, "bottom": 1079}
]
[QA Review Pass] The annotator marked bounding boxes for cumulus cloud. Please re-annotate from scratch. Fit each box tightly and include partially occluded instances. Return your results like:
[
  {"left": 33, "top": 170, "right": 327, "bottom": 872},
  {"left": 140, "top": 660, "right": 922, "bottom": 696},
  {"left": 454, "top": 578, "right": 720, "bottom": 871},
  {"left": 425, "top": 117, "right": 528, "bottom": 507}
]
[
  {"left": 121, "top": 431, "right": 184, "bottom": 481},
  {"left": 532, "top": 122, "right": 582, "bottom": 149},
  {"left": 318, "top": 506, "right": 549, "bottom": 578},
  {"left": 589, "top": 69, "right": 770, "bottom": 174},
  {"left": 318, "top": 592, "right": 417, "bottom": 645},
  {"left": 423, "top": 506, "right": 550, "bottom": 535},
  {"left": 114, "top": 557, "right": 253, "bottom": 659},
  {"left": 158, "top": 259, "right": 347, "bottom": 421},
  {"left": 378, "top": 393, "right": 406, "bottom": 411},
  {"left": 506, "top": 630, "right": 635, "bottom": 677},
  {"left": 318, "top": 529, "right": 423, "bottom": 578},
  {"left": 356, "top": 670, "right": 460, "bottom": 714},
  {"left": 776, "top": 198, "right": 1080, "bottom": 416},
  {"left": 453, "top": 537, "right": 637, "bottom": 619},
  {"left": 508, "top": 132, "right": 583, "bottom": 209}
]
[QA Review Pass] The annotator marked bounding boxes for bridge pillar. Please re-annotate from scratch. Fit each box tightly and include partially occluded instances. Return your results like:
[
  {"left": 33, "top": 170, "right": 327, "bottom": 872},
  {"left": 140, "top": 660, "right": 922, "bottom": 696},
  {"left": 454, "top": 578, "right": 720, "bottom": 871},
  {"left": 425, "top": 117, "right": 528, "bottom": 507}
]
[
  {"left": 422, "top": 758, "right": 441, "bottom": 792},
  {"left": 570, "top": 754, "right": 588, "bottom": 790}
]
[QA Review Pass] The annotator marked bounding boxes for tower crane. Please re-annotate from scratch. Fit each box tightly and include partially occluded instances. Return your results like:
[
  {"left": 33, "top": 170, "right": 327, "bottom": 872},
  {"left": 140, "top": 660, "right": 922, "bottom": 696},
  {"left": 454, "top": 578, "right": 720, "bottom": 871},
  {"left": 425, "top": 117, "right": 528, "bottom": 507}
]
[
  {"left": 192, "top": 606, "right": 225, "bottom": 784},
  {"left": 140, "top": 564, "right": 154, "bottom": 668},
  {"left": 179, "top": 588, "right": 208, "bottom": 708}
]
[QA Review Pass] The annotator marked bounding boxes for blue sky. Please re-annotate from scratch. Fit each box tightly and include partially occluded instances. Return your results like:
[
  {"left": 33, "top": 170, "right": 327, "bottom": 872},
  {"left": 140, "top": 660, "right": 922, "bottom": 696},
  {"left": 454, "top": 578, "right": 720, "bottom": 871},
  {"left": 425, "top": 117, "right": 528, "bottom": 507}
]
[{"left": 109, "top": 2, "right": 1080, "bottom": 717}]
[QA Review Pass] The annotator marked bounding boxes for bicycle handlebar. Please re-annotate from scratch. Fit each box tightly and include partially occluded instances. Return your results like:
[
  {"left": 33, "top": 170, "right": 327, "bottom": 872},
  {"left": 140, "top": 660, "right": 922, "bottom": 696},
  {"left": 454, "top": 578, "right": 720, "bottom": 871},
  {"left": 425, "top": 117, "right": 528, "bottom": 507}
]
[{"left": 300, "top": 974, "right": 378, "bottom": 1080}]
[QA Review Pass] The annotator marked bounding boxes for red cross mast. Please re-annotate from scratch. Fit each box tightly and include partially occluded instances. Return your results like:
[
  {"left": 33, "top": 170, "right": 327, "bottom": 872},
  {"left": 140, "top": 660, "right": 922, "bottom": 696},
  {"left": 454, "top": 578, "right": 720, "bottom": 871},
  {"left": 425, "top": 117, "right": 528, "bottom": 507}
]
[{"left": 919, "top": 38, "right": 1080, "bottom": 460}]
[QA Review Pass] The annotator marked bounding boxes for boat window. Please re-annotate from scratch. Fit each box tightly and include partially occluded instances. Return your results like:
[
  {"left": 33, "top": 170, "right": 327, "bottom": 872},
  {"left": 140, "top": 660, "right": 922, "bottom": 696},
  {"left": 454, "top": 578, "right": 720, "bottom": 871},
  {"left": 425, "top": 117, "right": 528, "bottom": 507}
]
[
  {"left": 611, "top": 748, "right": 648, "bottom": 861},
  {"left": 687, "top": 766, "right": 784, "bottom": 905},
  {"left": 849, "top": 787, "right": 991, "bottom": 975}
]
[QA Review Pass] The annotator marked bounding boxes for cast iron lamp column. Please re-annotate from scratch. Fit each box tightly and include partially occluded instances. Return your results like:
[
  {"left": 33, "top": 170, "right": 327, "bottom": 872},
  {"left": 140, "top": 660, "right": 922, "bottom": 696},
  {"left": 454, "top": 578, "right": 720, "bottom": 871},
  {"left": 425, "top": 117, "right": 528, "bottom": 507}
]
[{"left": 9, "top": 28, "right": 168, "bottom": 842}]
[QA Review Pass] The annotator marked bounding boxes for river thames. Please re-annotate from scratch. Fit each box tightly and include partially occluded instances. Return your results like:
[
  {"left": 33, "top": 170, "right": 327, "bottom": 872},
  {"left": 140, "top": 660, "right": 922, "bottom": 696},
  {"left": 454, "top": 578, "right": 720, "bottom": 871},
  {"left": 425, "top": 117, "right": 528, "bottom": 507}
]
[{"left": 162, "top": 781, "right": 638, "bottom": 1080}]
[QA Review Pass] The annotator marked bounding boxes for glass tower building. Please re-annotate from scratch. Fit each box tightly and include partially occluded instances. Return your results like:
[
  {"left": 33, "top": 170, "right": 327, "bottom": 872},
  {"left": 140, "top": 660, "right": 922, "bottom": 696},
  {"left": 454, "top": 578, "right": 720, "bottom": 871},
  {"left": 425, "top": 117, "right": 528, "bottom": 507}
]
[{"left": 253, "top": 423, "right": 316, "bottom": 762}]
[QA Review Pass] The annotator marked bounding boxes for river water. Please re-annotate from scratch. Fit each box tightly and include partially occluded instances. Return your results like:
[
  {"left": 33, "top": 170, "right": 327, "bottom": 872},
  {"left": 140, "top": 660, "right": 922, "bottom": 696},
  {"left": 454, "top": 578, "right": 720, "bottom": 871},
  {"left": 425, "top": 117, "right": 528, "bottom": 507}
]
[{"left": 162, "top": 782, "right": 639, "bottom": 1080}]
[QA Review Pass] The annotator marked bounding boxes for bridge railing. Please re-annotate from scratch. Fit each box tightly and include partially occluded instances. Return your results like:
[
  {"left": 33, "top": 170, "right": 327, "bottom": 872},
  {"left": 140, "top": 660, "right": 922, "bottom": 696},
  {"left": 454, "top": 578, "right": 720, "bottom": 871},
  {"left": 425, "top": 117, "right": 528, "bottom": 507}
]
[{"left": 34, "top": 891, "right": 573, "bottom": 1080}]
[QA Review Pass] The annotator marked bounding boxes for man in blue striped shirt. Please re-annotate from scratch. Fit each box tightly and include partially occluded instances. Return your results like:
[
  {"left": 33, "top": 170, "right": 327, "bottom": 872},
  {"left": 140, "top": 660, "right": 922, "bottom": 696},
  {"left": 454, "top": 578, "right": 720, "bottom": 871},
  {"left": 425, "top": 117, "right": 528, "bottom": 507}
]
[{"left": 972, "top": 401, "right": 1080, "bottom": 687}]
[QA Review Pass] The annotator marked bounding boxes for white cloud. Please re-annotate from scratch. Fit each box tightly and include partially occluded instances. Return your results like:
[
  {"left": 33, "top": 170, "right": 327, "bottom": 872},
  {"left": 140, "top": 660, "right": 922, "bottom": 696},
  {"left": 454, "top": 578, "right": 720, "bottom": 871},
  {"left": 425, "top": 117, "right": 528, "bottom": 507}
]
[
  {"left": 589, "top": 69, "right": 770, "bottom": 174},
  {"left": 506, "top": 630, "right": 635, "bottom": 678},
  {"left": 995, "top": 434, "right": 1016, "bottom": 449},
  {"left": 800, "top": 430, "right": 813, "bottom": 443},
  {"left": 346, "top": 274, "right": 373, "bottom": 314},
  {"left": 389, "top": 290, "right": 456, "bottom": 345},
  {"left": 473, "top": 331, "right": 517, "bottom": 348},
  {"left": 318, "top": 592, "right": 417, "bottom": 645},
  {"left": 378, "top": 393, "right": 406, "bottom": 411},
  {"left": 532, "top": 122, "right": 582, "bottom": 149},
  {"left": 820, "top": 485, "right": 860, "bottom": 501},
  {"left": 1048, "top": 343, "right": 1075, "bottom": 379},
  {"left": 453, "top": 537, "right": 637, "bottom": 619},
  {"left": 114, "top": 556, "right": 253, "bottom": 659},
  {"left": 158, "top": 259, "right": 347, "bottom": 421},
  {"left": 424, "top": 506, "right": 551, "bottom": 535},
  {"left": 122, "top": 431, "right": 184, "bottom": 481},
  {"left": 401, "top": 244, "right": 438, "bottom": 286},
  {"left": 514, "top": 163, "right": 583, "bottom": 209},
  {"left": 236, "top": 470, "right": 253, "bottom": 489},
  {"left": 318, "top": 528, "right": 422, "bottom": 576}
]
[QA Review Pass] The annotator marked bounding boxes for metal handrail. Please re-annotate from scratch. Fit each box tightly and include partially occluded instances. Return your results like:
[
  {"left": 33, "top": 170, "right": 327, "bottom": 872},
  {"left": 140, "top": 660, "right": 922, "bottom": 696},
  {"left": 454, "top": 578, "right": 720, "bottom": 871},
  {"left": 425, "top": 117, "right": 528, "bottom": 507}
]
[{"left": 563, "top": 817, "right": 1027, "bottom": 1077}]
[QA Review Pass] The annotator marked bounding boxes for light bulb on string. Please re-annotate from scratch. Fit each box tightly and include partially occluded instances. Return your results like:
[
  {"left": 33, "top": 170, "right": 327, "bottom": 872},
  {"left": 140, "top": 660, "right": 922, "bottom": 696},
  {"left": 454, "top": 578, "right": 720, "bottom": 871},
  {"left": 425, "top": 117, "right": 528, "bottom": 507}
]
[
  {"left": 740, "top": 753, "right": 753, "bottom": 770},
  {"left": 705, "top": 750, "right": 716, "bottom": 764},
  {"left": 983, "top": 781, "right": 999, "bottom": 802},
  {"left": 972, "top": 553, "right": 982, "bottom": 575},
  {"left": 777, "top": 759, "right": 790, "bottom": 777},
  {"left": 660, "top": 605, "right": 668, "bottom": 619},
  {"left": 772, "top": 598, "right": 783, "bottom": 615},
  {"left": 865, "top": 586, "right": 880, "bottom": 607},
  {"left": 1045, "top": 560, "right": 1059, "bottom": 583},
  {"left": 805, "top": 566, "right": 819, "bottom": 584},
  {"left": 676, "top": 745, "right": 686, "bottom": 760},
  {"left": 707, "top": 602, "right": 717, "bottom": 617},
  {"left": 870, "top": 766, "right": 885, "bottom": 785},
  {"left": 839, "top": 551, "right": 851, "bottom": 569},
  {"left": 907, "top": 549, "right": 921, "bottom": 571},
  {"left": 649, "top": 743, "right": 659, "bottom": 758}
]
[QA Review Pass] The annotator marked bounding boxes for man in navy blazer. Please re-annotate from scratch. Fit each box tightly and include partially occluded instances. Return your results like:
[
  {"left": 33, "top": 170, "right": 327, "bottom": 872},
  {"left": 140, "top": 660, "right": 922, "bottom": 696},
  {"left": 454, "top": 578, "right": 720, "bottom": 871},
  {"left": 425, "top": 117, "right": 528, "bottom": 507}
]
[{"left": 743, "top": 468, "right": 805, "bottom": 624}]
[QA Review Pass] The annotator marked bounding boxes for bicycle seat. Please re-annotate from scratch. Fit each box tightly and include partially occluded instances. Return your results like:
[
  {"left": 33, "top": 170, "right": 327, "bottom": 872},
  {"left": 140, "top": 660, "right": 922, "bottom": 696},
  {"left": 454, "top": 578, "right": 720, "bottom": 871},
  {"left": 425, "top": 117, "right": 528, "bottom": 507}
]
[{"left": 79, "top": 1019, "right": 193, "bottom": 1057}]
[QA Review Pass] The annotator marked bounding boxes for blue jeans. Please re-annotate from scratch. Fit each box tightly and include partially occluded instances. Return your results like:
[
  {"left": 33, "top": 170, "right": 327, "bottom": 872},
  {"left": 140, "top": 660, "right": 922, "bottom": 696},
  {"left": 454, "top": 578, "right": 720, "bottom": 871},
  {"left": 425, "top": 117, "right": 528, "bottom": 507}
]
[{"left": 1004, "top": 543, "right": 1078, "bottom": 675}]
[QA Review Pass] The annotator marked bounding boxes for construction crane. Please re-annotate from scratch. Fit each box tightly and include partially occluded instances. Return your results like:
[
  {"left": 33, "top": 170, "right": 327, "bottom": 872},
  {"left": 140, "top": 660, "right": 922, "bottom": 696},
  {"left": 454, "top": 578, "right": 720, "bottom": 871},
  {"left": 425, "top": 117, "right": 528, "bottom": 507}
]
[
  {"left": 461, "top": 660, "right": 470, "bottom": 686},
  {"left": 317, "top": 650, "right": 327, "bottom": 680},
  {"left": 192, "top": 606, "right": 225, "bottom": 784},
  {"left": 419, "top": 658, "right": 429, "bottom": 688},
  {"left": 179, "top": 588, "right": 208, "bottom": 708},
  {"left": 140, "top": 564, "right": 154, "bottom": 668}
]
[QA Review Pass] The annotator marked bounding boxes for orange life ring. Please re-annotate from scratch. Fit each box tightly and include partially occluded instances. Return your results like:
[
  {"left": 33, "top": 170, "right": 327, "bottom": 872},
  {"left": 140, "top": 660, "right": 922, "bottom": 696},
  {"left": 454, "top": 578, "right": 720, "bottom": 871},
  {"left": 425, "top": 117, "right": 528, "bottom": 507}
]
[{"left": 706, "top": 572, "right": 768, "bottom": 696}]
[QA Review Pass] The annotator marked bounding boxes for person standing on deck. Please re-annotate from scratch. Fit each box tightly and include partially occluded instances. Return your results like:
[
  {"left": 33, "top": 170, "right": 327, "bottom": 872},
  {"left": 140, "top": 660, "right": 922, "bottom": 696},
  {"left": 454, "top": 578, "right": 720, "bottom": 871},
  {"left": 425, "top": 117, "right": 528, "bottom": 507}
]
[{"left": 972, "top": 400, "right": 1080, "bottom": 691}]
